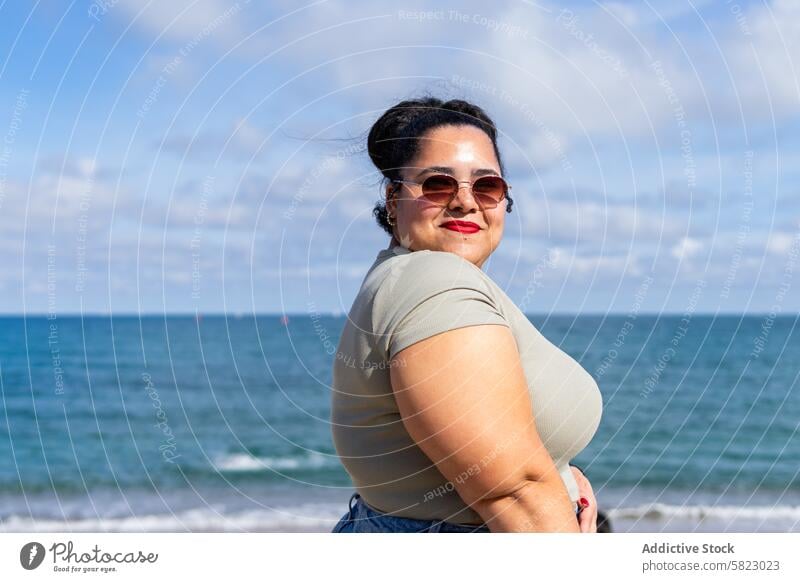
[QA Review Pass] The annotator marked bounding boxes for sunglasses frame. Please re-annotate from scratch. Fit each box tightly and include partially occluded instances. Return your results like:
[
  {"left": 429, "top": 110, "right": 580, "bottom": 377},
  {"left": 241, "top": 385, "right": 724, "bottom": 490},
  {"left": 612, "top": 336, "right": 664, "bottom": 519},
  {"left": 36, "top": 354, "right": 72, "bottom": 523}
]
[{"left": 392, "top": 173, "right": 511, "bottom": 209}]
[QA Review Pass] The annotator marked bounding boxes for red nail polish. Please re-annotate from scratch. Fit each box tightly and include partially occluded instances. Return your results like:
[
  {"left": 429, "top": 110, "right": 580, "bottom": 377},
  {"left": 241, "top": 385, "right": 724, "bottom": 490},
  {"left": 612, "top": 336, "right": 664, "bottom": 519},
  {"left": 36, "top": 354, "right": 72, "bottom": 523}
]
[{"left": 580, "top": 497, "right": 589, "bottom": 507}]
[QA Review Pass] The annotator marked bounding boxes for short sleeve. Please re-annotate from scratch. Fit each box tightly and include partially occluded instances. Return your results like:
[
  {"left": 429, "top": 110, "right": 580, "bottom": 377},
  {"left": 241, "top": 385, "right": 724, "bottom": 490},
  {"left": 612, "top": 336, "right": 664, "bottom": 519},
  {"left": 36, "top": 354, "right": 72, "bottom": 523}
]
[{"left": 372, "top": 251, "right": 510, "bottom": 360}]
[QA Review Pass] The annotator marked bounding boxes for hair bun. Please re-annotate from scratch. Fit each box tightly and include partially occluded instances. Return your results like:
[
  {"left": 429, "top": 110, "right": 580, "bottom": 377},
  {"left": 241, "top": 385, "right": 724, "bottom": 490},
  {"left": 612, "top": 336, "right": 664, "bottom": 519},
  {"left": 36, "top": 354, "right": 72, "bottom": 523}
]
[{"left": 367, "top": 97, "right": 443, "bottom": 174}]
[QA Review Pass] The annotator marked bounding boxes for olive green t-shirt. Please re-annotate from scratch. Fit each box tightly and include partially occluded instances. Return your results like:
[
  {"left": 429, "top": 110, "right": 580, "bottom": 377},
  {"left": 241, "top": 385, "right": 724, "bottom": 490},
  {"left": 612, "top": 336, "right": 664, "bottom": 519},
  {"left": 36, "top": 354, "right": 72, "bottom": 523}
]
[{"left": 331, "top": 243, "right": 603, "bottom": 525}]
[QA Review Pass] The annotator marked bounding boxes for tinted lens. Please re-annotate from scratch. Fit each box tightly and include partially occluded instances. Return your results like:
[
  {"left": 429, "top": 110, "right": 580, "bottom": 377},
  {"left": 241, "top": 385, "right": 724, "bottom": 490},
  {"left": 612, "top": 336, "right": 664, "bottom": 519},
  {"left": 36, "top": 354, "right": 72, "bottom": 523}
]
[
  {"left": 418, "top": 174, "right": 508, "bottom": 207},
  {"left": 420, "top": 174, "right": 458, "bottom": 204},
  {"left": 472, "top": 176, "right": 507, "bottom": 206}
]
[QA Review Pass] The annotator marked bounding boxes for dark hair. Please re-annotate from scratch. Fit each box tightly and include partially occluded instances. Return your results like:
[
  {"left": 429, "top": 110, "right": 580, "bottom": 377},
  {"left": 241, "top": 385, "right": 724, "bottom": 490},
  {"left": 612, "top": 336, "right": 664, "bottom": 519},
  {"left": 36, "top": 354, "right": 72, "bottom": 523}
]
[{"left": 367, "top": 96, "right": 514, "bottom": 235}]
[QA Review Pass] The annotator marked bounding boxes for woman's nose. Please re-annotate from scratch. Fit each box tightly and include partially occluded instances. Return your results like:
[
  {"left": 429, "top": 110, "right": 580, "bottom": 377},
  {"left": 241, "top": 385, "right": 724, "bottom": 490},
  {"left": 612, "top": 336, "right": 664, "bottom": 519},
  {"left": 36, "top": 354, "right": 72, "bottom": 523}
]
[{"left": 448, "top": 184, "right": 480, "bottom": 211}]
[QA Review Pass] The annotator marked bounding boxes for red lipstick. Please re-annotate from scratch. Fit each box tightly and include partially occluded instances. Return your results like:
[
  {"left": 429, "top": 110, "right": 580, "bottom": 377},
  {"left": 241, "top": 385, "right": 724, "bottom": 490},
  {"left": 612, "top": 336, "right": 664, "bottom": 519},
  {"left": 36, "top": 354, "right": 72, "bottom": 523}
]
[{"left": 441, "top": 220, "right": 480, "bottom": 234}]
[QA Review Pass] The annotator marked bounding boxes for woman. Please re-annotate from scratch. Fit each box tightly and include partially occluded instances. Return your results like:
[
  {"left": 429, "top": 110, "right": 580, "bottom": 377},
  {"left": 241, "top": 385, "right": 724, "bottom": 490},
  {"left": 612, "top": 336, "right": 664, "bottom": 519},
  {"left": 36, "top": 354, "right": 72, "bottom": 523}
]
[{"left": 330, "top": 97, "right": 603, "bottom": 533}]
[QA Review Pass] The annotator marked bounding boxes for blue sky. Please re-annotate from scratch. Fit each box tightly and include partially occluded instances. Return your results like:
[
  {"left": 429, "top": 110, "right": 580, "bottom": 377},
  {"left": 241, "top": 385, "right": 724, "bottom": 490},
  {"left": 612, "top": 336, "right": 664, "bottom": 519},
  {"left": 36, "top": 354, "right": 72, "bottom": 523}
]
[{"left": 1, "top": 0, "right": 798, "bottom": 315}]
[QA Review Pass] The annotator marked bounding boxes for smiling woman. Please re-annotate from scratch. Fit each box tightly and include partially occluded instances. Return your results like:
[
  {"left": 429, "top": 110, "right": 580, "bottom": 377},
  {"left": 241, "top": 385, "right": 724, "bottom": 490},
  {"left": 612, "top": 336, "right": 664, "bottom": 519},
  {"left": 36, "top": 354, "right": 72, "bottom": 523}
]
[
  {"left": 369, "top": 98, "right": 514, "bottom": 268},
  {"left": 330, "top": 96, "right": 603, "bottom": 533}
]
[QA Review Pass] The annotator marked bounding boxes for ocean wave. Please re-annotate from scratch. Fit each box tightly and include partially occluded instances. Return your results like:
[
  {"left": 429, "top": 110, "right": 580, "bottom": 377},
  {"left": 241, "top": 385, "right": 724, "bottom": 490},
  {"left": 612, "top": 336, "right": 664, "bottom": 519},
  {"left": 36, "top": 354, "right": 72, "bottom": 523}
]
[
  {"left": 212, "top": 451, "right": 336, "bottom": 472},
  {"left": 0, "top": 503, "right": 345, "bottom": 533},
  {"left": 4, "top": 501, "right": 799, "bottom": 532},
  {"left": 609, "top": 503, "right": 800, "bottom": 520}
]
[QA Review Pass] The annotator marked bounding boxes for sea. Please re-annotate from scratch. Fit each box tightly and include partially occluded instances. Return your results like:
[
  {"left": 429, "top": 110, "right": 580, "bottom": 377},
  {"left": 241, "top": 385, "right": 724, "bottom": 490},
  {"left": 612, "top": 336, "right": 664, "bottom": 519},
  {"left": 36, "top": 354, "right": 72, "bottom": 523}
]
[{"left": 0, "top": 314, "right": 798, "bottom": 533}]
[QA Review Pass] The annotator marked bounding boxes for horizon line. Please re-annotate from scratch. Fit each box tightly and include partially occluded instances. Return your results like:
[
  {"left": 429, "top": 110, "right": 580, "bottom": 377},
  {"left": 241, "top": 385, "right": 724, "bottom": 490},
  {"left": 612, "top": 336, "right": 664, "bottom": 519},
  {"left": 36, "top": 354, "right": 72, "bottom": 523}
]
[{"left": 2, "top": 311, "right": 798, "bottom": 317}]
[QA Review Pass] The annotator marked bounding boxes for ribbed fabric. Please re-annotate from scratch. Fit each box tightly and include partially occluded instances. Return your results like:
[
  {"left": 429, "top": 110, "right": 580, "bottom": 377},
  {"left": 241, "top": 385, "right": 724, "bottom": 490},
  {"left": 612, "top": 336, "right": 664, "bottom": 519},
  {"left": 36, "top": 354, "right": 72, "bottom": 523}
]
[{"left": 331, "top": 244, "right": 603, "bottom": 525}]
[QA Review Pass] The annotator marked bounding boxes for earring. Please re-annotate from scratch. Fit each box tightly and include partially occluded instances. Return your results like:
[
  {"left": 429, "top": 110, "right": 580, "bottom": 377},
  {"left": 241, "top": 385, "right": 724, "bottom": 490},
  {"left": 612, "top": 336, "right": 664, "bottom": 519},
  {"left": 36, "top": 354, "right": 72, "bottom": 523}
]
[{"left": 387, "top": 213, "right": 395, "bottom": 226}]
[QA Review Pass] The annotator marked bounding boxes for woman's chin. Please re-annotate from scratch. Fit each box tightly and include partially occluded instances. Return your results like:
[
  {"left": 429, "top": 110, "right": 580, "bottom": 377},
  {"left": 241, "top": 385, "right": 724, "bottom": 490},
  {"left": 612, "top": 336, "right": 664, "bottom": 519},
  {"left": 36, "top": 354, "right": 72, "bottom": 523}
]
[{"left": 433, "top": 240, "right": 485, "bottom": 264}]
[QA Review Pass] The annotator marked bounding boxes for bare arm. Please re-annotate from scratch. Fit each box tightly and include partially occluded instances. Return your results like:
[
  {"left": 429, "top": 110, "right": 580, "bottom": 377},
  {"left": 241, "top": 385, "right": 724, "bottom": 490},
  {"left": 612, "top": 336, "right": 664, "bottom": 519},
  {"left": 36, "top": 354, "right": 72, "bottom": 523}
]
[{"left": 389, "top": 323, "right": 580, "bottom": 533}]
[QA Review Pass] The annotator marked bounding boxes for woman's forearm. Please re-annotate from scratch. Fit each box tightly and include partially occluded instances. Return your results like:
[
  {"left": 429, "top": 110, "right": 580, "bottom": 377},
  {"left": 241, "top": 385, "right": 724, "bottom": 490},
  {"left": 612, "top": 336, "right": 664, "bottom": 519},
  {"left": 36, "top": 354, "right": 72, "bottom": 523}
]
[{"left": 472, "top": 478, "right": 581, "bottom": 533}]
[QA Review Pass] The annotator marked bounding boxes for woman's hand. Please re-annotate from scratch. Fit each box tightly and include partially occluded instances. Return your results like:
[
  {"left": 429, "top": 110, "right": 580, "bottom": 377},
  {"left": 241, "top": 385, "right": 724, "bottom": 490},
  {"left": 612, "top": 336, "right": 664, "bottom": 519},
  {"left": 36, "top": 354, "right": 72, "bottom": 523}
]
[{"left": 570, "top": 465, "right": 597, "bottom": 533}]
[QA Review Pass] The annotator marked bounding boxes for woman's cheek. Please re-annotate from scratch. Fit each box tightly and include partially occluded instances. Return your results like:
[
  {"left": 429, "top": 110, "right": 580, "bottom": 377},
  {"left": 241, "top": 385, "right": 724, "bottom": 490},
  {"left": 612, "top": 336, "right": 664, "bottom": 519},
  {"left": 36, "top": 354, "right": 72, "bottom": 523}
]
[{"left": 488, "top": 219, "right": 504, "bottom": 248}]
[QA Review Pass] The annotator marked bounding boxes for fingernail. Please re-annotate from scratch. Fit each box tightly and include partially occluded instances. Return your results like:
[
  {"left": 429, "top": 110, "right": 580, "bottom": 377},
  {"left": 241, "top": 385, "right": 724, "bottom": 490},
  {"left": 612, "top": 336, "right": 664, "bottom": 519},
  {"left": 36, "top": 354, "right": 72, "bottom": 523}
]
[{"left": 580, "top": 497, "right": 590, "bottom": 507}]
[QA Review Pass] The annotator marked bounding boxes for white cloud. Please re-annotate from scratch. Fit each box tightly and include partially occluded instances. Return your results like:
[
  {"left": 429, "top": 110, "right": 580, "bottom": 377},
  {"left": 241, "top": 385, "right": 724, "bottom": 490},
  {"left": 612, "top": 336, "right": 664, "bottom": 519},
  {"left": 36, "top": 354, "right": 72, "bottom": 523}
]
[
  {"left": 670, "top": 235, "right": 703, "bottom": 260},
  {"left": 728, "top": 0, "right": 800, "bottom": 117},
  {"left": 160, "top": 118, "right": 269, "bottom": 161},
  {"left": 766, "top": 231, "right": 800, "bottom": 255},
  {"left": 521, "top": 197, "right": 686, "bottom": 246},
  {"left": 602, "top": 0, "right": 718, "bottom": 27},
  {"left": 115, "top": 0, "right": 249, "bottom": 47},
  {"left": 602, "top": 2, "right": 639, "bottom": 28}
]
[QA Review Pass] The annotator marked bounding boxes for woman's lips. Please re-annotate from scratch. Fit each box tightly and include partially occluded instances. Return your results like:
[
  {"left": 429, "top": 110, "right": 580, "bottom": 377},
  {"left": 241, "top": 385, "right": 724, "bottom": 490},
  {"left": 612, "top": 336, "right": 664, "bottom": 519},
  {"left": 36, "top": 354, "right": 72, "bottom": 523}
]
[{"left": 441, "top": 221, "right": 480, "bottom": 234}]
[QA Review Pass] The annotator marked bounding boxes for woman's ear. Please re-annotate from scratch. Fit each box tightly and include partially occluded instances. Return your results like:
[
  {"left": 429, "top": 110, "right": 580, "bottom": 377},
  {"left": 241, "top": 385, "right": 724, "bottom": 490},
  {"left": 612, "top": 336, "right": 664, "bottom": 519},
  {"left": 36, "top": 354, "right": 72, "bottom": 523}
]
[{"left": 385, "top": 182, "right": 397, "bottom": 214}]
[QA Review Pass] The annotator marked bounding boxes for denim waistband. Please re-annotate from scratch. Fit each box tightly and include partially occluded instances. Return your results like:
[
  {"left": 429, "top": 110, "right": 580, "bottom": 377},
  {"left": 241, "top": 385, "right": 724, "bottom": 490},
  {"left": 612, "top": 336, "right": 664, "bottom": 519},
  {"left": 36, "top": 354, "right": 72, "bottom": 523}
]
[
  {"left": 344, "top": 491, "right": 582, "bottom": 532},
  {"left": 346, "top": 492, "right": 490, "bottom": 533}
]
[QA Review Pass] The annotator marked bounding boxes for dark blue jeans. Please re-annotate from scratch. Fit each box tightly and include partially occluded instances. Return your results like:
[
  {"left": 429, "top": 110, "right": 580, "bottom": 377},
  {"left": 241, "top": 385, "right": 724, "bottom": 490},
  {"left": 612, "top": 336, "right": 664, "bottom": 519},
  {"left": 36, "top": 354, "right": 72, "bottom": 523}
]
[
  {"left": 331, "top": 492, "right": 491, "bottom": 533},
  {"left": 332, "top": 491, "right": 584, "bottom": 533}
]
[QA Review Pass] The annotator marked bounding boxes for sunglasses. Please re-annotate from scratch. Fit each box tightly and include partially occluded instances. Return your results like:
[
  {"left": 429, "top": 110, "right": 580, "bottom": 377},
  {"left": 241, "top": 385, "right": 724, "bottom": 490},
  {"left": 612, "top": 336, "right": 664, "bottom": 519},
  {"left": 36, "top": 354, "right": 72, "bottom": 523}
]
[{"left": 393, "top": 174, "right": 510, "bottom": 209}]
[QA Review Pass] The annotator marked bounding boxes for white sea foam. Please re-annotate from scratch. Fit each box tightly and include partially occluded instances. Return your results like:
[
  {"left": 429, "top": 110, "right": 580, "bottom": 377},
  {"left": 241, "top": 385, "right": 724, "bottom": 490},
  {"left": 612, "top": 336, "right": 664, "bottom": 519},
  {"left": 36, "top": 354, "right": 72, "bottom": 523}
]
[
  {"left": 609, "top": 503, "right": 800, "bottom": 520},
  {"left": 3, "top": 501, "right": 798, "bottom": 533},
  {"left": 0, "top": 503, "right": 345, "bottom": 532},
  {"left": 212, "top": 451, "right": 335, "bottom": 472}
]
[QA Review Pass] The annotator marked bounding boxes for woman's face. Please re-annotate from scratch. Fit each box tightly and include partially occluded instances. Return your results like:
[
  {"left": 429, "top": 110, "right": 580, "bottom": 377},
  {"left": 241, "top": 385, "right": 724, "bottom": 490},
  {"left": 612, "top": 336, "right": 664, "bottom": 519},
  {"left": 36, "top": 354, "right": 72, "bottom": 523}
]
[{"left": 386, "top": 124, "right": 507, "bottom": 269}]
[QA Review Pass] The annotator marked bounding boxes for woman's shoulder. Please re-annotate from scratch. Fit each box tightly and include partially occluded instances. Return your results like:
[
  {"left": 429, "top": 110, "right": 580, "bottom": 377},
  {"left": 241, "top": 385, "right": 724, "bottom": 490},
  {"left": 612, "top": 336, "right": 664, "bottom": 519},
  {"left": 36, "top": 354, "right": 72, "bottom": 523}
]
[{"left": 368, "top": 249, "right": 511, "bottom": 358}]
